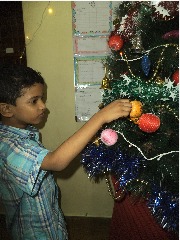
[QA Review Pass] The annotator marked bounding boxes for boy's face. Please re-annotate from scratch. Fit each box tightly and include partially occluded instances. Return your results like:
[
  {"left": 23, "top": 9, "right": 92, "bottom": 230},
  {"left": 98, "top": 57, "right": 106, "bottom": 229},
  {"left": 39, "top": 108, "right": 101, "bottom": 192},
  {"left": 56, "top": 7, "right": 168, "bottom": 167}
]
[{"left": 8, "top": 83, "right": 46, "bottom": 129}]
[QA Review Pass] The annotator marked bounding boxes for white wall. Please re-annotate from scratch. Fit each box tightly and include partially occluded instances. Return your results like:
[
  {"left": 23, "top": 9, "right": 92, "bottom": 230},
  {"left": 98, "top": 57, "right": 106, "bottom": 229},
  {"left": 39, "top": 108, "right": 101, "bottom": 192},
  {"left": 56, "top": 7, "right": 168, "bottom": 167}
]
[{"left": 22, "top": 1, "right": 114, "bottom": 217}]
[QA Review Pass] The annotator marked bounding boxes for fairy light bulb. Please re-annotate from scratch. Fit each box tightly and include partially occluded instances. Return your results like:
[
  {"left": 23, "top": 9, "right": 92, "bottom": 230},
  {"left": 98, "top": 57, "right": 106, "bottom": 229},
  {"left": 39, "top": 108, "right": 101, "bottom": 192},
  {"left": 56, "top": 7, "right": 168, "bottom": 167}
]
[{"left": 48, "top": 7, "right": 53, "bottom": 14}]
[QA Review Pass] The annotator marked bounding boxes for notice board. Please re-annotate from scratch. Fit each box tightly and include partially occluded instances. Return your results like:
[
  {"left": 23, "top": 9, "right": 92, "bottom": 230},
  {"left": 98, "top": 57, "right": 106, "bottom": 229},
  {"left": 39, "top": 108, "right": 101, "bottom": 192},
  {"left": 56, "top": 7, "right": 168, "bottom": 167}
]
[{"left": 72, "top": 1, "right": 119, "bottom": 121}]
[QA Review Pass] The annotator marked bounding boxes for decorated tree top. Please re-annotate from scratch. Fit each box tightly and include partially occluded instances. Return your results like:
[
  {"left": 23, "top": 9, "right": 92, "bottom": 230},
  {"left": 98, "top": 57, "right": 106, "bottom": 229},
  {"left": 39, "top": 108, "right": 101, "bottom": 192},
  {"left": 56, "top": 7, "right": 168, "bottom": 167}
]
[{"left": 106, "top": 1, "right": 179, "bottom": 81}]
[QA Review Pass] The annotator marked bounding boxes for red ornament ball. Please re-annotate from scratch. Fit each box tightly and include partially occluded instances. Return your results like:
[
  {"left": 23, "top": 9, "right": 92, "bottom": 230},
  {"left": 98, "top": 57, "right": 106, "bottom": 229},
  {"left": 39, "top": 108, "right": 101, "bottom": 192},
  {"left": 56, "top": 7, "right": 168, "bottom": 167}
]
[
  {"left": 100, "top": 129, "right": 118, "bottom": 146},
  {"left": 108, "top": 35, "right": 124, "bottom": 51},
  {"left": 172, "top": 69, "right": 179, "bottom": 85},
  {"left": 138, "top": 113, "right": 160, "bottom": 133}
]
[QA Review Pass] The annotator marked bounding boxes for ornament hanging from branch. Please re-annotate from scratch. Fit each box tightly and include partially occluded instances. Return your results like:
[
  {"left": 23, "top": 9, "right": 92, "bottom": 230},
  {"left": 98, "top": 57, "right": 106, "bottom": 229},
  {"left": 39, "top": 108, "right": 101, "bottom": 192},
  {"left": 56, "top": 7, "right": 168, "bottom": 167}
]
[
  {"left": 100, "top": 75, "right": 111, "bottom": 90},
  {"left": 131, "top": 34, "right": 145, "bottom": 54},
  {"left": 172, "top": 69, "right": 179, "bottom": 85},
  {"left": 141, "top": 55, "right": 151, "bottom": 76},
  {"left": 100, "top": 129, "right": 118, "bottom": 146},
  {"left": 129, "top": 100, "right": 143, "bottom": 123},
  {"left": 100, "top": 65, "right": 112, "bottom": 90},
  {"left": 162, "top": 30, "right": 179, "bottom": 40},
  {"left": 138, "top": 113, "right": 161, "bottom": 133},
  {"left": 108, "top": 35, "right": 124, "bottom": 51}
]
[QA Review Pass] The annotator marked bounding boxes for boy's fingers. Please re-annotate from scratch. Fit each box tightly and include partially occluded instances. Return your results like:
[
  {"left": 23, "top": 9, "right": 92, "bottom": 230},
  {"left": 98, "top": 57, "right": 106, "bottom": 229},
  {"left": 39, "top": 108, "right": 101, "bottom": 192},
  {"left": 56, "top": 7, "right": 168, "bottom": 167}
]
[
  {"left": 121, "top": 111, "right": 130, "bottom": 117},
  {"left": 119, "top": 99, "right": 130, "bottom": 103},
  {"left": 118, "top": 99, "right": 132, "bottom": 107},
  {"left": 123, "top": 102, "right": 132, "bottom": 107}
]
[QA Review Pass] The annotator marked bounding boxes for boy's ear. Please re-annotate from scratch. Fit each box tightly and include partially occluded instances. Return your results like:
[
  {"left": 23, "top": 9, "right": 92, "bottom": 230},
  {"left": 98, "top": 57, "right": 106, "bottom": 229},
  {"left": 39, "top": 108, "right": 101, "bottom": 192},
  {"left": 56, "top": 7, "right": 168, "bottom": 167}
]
[{"left": 0, "top": 103, "right": 14, "bottom": 117}]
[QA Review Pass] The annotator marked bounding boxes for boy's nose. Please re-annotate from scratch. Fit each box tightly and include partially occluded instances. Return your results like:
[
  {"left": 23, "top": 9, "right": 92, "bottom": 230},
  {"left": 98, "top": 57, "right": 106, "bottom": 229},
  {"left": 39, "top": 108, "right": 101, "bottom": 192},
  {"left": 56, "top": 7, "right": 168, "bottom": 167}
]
[{"left": 39, "top": 99, "right": 46, "bottom": 110}]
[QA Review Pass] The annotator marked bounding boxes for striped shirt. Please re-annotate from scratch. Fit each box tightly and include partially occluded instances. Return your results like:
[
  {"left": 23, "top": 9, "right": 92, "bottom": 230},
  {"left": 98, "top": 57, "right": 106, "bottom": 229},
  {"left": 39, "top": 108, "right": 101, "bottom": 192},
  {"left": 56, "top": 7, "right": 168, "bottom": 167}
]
[{"left": 0, "top": 123, "right": 68, "bottom": 239}]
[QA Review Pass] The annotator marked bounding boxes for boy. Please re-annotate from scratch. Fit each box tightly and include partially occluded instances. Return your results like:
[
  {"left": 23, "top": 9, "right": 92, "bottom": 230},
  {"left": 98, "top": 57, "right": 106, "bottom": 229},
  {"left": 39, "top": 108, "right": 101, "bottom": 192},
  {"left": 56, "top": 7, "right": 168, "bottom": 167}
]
[{"left": 0, "top": 65, "right": 131, "bottom": 239}]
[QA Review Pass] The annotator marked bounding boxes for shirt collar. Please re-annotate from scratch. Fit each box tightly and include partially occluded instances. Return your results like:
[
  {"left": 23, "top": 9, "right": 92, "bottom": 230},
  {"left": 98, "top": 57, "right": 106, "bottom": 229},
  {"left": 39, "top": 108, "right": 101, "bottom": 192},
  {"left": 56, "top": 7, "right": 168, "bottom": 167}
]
[{"left": 0, "top": 122, "right": 39, "bottom": 141}]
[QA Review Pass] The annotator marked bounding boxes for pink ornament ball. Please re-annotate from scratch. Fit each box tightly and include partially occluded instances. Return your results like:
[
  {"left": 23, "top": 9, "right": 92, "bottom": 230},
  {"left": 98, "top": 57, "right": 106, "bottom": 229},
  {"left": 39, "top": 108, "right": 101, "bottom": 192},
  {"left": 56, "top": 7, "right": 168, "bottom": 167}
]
[
  {"left": 138, "top": 113, "right": 160, "bottom": 133},
  {"left": 100, "top": 129, "right": 118, "bottom": 146}
]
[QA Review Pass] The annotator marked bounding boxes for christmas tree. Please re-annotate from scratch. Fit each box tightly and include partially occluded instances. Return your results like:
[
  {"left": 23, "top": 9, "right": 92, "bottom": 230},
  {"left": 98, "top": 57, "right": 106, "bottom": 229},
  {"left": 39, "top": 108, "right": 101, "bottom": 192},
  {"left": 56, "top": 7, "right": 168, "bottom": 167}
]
[{"left": 82, "top": 1, "right": 179, "bottom": 234}]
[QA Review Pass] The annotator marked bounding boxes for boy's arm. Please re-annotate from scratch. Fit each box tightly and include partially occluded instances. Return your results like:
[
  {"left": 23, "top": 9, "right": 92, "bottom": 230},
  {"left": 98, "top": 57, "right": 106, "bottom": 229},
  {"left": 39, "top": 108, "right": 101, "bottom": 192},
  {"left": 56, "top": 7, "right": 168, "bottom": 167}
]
[{"left": 41, "top": 99, "right": 131, "bottom": 171}]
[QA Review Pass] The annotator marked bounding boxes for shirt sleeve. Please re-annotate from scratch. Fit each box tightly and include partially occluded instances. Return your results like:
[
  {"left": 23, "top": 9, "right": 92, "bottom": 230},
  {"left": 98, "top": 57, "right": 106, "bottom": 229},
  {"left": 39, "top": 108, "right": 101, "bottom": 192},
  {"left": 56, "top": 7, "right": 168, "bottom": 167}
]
[{"left": 5, "top": 138, "right": 50, "bottom": 196}]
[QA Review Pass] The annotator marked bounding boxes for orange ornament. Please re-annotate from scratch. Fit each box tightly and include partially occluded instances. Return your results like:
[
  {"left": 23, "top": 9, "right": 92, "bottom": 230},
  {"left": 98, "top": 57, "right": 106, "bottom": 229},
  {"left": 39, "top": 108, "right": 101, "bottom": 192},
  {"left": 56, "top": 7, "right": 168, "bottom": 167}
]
[
  {"left": 130, "top": 100, "right": 143, "bottom": 122},
  {"left": 130, "top": 117, "right": 139, "bottom": 124}
]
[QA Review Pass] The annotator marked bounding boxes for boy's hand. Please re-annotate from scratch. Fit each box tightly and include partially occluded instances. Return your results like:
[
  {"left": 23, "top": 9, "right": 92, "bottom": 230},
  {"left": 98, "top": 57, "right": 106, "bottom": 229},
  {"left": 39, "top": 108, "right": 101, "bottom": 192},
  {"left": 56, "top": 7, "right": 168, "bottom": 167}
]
[
  {"left": 42, "top": 99, "right": 132, "bottom": 171},
  {"left": 97, "top": 99, "right": 132, "bottom": 124}
]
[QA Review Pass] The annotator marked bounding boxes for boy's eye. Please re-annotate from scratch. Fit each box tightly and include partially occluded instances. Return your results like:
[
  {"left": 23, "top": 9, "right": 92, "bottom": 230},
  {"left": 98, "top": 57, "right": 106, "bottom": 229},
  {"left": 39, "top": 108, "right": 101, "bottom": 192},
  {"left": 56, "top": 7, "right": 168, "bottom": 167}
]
[
  {"left": 30, "top": 98, "right": 38, "bottom": 104},
  {"left": 32, "top": 99, "right": 38, "bottom": 104}
]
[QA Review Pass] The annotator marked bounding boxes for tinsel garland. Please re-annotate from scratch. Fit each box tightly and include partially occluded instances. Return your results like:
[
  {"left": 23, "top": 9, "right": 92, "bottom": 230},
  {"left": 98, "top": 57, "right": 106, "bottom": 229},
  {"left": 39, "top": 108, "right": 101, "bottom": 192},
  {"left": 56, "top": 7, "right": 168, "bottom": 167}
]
[
  {"left": 81, "top": 142, "right": 179, "bottom": 233},
  {"left": 81, "top": 142, "right": 144, "bottom": 182},
  {"left": 148, "top": 187, "right": 179, "bottom": 232},
  {"left": 102, "top": 74, "right": 179, "bottom": 107}
]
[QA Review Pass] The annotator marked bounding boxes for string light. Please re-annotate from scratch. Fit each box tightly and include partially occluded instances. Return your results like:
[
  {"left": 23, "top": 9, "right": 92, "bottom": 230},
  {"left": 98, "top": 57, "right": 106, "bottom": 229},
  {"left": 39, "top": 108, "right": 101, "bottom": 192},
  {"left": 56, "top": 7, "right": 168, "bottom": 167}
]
[
  {"left": 48, "top": 7, "right": 53, "bottom": 14},
  {"left": 20, "top": 1, "right": 51, "bottom": 60},
  {"left": 117, "top": 131, "right": 179, "bottom": 161},
  {"left": 105, "top": 174, "right": 126, "bottom": 201},
  {"left": 26, "top": 1, "right": 51, "bottom": 46},
  {"left": 111, "top": 43, "right": 179, "bottom": 82}
]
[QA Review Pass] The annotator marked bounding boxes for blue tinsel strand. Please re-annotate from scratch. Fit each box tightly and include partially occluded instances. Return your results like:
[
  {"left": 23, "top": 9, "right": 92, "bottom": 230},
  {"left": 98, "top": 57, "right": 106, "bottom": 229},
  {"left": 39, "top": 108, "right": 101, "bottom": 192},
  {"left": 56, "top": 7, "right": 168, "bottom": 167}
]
[
  {"left": 81, "top": 142, "right": 144, "bottom": 185},
  {"left": 141, "top": 54, "right": 151, "bottom": 76},
  {"left": 148, "top": 186, "right": 179, "bottom": 233}
]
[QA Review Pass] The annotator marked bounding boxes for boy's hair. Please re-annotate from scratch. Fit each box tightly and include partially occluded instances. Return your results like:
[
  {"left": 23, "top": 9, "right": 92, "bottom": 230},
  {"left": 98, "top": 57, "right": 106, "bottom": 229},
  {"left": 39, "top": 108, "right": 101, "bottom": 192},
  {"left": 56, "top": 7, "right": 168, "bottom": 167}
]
[{"left": 0, "top": 65, "right": 45, "bottom": 105}]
